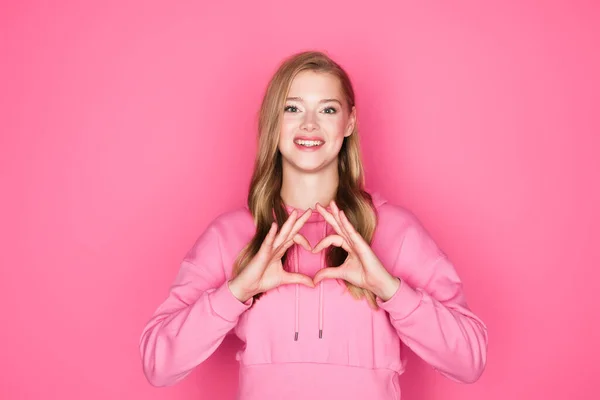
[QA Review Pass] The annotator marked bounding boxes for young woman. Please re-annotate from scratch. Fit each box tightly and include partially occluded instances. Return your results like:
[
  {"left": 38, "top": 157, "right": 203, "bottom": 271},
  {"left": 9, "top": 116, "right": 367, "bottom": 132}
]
[{"left": 139, "top": 51, "right": 488, "bottom": 399}]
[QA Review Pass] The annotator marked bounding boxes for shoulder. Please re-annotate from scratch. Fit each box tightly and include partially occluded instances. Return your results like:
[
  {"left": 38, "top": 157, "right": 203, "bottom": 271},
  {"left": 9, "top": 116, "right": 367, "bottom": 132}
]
[
  {"left": 184, "top": 206, "right": 256, "bottom": 264},
  {"left": 376, "top": 202, "right": 420, "bottom": 228},
  {"left": 371, "top": 192, "right": 444, "bottom": 257},
  {"left": 370, "top": 193, "right": 447, "bottom": 273},
  {"left": 374, "top": 202, "right": 431, "bottom": 251},
  {"left": 203, "top": 206, "right": 257, "bottom": 247},
  {"left": 210, "top": 206, "right": 255, "bottom": 232},
  {"left": 370, "top": 191, "right": 423, "bottom": 232}
]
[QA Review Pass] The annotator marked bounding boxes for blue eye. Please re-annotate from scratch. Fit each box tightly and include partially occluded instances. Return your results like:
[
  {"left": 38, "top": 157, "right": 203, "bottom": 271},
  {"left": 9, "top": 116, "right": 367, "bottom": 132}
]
[
  {"left": 284, "top": 105, "right": 299, "bottom": 113},
  {"left": 323, "top": 107, "right": 337, "bottom": 114}
]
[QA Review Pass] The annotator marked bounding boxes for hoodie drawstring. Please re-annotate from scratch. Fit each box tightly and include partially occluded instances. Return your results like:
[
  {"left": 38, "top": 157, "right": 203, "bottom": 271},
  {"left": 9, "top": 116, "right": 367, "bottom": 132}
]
[
  {"left": 293, "top": 221, "right": 328, "bottom": 341},
  {"left": 294, "top": 246, "right": 300, "bottom": 341},
  {"left": 318, "top": 221, "right": 327, "bottom": 339}
]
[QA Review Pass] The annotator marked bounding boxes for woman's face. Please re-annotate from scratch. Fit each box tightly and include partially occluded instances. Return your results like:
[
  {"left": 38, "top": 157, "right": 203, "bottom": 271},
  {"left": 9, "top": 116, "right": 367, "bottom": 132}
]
[{"left": 278, "top": 70, "right": 356, "bottom": 173}]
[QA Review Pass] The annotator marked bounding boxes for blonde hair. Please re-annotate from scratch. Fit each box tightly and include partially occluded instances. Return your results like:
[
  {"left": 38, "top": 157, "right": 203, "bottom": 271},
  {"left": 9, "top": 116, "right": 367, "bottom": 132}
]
[{"left": 233, "top": 50, "right": 378, "bottom": 308}]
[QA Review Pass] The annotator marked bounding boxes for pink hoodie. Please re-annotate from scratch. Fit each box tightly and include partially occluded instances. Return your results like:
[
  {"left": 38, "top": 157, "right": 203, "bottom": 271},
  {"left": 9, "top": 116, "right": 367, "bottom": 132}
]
[{"left": 139, "top": 193, "right": 488, "bottom": 399}]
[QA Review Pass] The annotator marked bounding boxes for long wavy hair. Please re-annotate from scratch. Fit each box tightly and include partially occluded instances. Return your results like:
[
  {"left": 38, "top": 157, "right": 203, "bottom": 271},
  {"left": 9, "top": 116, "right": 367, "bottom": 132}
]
[{"left": 232, "top": 51, "right": 379, "bottom": 308}]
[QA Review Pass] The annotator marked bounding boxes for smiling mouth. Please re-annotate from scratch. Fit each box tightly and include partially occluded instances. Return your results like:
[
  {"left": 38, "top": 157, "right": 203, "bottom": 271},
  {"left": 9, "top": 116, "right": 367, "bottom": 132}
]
[{"left": 294, "top": 139, "right": 324, "bottom": 147}]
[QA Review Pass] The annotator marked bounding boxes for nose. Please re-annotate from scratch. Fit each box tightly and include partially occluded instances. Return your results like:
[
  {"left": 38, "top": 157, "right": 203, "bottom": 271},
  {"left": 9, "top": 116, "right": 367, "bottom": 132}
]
[{"left": 300, "top": 112, "right": 319, "bottom": 132}]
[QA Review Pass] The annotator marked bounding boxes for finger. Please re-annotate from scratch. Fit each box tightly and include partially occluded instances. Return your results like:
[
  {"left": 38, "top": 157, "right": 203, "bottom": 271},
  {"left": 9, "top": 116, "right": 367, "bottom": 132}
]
[
  {"left": 313, "top": 267, "right": 346, "bottom": 285},
  {"left": 329, "top": 200, "right": 352, "bottom": 241},
  {"left": 273, "top": 210, "right": 298, "bottom": 248},
  {"left": 292, "top": 233, "right": 312, "bottom": 252},
  {"left": 287, "top": 208, "right": 313, "bottom": 242},
  {"left": 315, "top": 203, "right": 346, "bottom": 238},
  {"left": 312, "top": 234, "right": 352, "bottom": 253},
  {"left": 281, "top": 271, "right": 315, "bottom": 288},
  {"left": 259, "top": 222, "right": 278, "bottom": 253},
  {"left": 339, "top": 209, "right": 364, "bottom": 248},
  {"left": 272, "top": 238, "right": 295, "bottom": 260}
]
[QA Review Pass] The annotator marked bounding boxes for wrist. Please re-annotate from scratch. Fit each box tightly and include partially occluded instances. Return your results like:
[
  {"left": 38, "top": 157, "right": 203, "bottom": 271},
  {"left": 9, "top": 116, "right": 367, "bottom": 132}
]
[
  {"left": 372, "top": 274, "right": 401, "bottom": 302},
  {"left": 227, "top": 279, "right": 255, "bottom": 303}
]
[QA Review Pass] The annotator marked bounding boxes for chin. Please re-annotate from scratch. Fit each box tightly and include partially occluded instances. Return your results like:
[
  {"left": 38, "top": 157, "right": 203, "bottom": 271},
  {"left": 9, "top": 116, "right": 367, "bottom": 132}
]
[
  {"left": 289, "top": 157, "right": 337, "bottom": 174},
  {"left": 292, "top": 162, "right": 325, "bottom": 173},
  {"left": 280, "top": 148, "right": 337, "bottom": 174}
]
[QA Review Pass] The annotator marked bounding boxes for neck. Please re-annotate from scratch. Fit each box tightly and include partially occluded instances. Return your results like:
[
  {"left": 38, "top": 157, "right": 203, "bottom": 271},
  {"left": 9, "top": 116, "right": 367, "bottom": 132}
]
[{"left": 280, "top": 160, "right": 339, "bottom": 211}]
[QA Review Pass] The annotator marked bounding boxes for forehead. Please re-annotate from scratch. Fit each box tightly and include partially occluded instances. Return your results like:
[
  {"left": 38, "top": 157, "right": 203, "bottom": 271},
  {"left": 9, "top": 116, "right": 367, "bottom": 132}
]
[{"left": 287, "top": 70, "right": 343, "bottom": 99}]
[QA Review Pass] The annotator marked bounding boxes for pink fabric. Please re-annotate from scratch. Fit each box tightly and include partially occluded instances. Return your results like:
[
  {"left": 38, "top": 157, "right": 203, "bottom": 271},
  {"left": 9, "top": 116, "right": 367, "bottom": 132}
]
[{"left": 139, "top": 192, "right": 488, "bottom": 398}]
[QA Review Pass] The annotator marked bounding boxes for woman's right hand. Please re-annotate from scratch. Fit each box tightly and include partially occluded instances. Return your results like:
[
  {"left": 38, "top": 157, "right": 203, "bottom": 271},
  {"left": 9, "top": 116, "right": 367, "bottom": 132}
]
[{"left": 228, "top": 209, "right": 315, "bottom": 303}]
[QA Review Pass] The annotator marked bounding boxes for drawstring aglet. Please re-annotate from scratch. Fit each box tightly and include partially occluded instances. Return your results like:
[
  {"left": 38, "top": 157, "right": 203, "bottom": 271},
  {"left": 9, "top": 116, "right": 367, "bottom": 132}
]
[
  {"left": 319, "top": 329, "right": 323, "bottom": 339},
  {"left": 294, "top": 332, "right": 299, "bottom": 341}
]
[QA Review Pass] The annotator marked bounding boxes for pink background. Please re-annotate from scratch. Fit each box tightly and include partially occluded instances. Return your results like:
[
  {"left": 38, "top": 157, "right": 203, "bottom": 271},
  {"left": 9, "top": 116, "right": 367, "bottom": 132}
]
[{"left": 2, "top": 1, "right": 599, "bottom": 399}]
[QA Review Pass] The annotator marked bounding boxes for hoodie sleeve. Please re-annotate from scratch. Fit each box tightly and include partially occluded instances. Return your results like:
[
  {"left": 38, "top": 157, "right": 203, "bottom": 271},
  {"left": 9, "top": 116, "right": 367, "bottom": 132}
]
[
  {"left": 139, "top": 221, "right": 252, "bottom": 387},
  {"left": 376, "top": 210, "right": 488, "bottom": 384}
]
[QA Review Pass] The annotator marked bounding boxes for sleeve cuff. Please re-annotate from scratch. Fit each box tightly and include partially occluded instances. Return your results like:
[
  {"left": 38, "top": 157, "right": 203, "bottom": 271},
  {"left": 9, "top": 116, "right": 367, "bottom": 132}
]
[
  {"left": 377, "top": 279, "right": 424, "bottom": 320},
  {"left": 208, "top": 281, "right": 253, "bottom": 322}
]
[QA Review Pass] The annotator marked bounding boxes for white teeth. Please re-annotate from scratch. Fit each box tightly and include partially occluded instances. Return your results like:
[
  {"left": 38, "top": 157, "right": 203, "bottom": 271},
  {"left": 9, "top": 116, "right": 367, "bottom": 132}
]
[{"left": 294, "top": 139, "right": 323, "bottom": 147}]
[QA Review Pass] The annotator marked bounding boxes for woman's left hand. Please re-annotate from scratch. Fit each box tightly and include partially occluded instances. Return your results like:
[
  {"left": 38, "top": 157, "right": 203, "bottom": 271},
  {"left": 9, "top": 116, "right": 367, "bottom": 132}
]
[{"left": 312, "top": 201, "right": 401, "bottom": 301}]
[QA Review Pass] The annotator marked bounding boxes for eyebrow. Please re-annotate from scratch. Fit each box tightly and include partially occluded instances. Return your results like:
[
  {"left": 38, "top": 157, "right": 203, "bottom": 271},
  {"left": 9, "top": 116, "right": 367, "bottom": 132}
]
[{"left": 286, "top": 97, "right": 343, "bottom": 106}]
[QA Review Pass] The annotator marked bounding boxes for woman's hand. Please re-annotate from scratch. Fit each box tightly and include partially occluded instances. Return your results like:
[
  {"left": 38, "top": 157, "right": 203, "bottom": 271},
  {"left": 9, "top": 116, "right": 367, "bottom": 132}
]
[
  {"left": 312, "top": 201, "right": 400, "bottom": 301},
  {"left": 228, "top": 209, "right": 315, "bottom": 303}
]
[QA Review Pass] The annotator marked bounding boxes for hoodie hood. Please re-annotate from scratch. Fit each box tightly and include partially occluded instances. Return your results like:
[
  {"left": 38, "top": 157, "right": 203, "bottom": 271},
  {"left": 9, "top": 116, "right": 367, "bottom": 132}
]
[{"left": 242, "top": 191, "right": 388, "bottom": 215}]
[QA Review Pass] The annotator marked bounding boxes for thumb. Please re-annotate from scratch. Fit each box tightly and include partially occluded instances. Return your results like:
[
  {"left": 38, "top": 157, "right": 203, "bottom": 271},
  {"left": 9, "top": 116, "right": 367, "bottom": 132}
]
[
  {"left": 312, "top": 234, "right": 351, "bottom": 253},
  {"left": 292, "top": 233, "right": 312, "bottom": 252},
  {"left": 281, "top": 271, "right": 315, "bottom": 288},
  {"left": 313, "top": 267, "right": 345, "bottom": 285}
]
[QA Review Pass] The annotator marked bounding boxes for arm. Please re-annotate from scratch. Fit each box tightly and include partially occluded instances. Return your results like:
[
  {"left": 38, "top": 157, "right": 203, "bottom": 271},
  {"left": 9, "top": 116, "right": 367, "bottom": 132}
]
[
  {"left": 139, "top": 223, "right": 251, "bottom": 387},
  {"left": 377, "top": 213, "right": 488, "bottom": 383}
]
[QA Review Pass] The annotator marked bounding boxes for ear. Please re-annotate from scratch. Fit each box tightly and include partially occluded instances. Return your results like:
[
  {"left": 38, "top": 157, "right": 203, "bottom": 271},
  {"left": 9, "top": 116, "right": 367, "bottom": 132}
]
[{"left": 344, "top": 106, "right": 357, "bottom": 137}]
